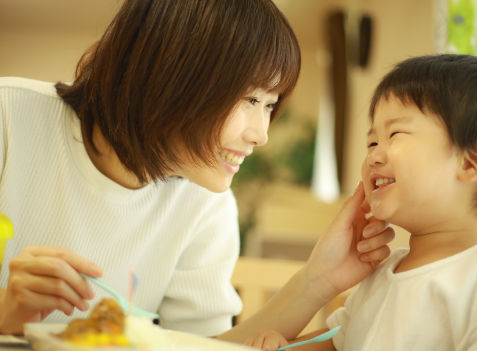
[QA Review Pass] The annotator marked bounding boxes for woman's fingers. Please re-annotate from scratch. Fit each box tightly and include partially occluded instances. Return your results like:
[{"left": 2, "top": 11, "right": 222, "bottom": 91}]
[
  {"left": 23, "top": 275, "right": 90, "bottom": 312},
  {"left": 10, "top": 252, "right": 94, "bottom": 305},
  {"left": 362, "top": 216, "right": 390, "bottom": 239},
  {"left": 19, "top": 255, "right": 95, "bottom": 300},
  {"left": 358, "top": 226, "right": 395, "bottom": 254},
  {"left": 11, "top": 287, "right": 76, "bottom": 317},
  {"left": 22, "top": 246, "right": 104, "bottom": 277},
  {"left": 360, "top": 244, "right": 392, "bottom": 266}
]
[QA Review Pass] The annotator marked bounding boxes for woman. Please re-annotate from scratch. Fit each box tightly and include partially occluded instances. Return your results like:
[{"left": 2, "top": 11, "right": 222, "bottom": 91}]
[{"left": 0, "top": 0, "right": 394, "bottom": 341}]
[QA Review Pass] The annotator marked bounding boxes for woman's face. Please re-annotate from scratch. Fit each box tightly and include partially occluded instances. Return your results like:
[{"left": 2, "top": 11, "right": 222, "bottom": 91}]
[{"left": 176, "top": 89, "right": 279, "bottom": 193}]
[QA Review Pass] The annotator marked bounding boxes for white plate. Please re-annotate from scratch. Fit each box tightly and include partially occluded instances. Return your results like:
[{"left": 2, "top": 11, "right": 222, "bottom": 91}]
[{"left": 24, "top": 323, "right": 255, "bottom": 351}]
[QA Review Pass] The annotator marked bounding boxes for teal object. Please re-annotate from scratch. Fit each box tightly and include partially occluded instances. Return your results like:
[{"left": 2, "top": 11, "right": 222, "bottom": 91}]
[
  {"left": 448, "top": 0, "right": 476, "bottom": 54},
  {"left": 277, "top": 326, "right": 341, "bottom": 350},
  {"left": 81, "top": 274, "right": 159, "bottom": 319}
]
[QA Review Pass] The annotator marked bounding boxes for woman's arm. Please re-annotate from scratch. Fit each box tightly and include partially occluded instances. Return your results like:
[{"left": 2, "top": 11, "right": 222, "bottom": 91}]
[{"left": 217, "top": 182, "right": 394, "bottom": 343}]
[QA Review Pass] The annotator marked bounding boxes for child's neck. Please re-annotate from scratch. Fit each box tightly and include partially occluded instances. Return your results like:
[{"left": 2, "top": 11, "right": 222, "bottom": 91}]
[{"left": 395, "top": 225, "right": 477, "bottom": 273}]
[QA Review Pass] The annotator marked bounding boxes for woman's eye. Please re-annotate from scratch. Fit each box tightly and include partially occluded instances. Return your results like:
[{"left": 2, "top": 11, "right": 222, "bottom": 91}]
[
  {"left": 266, "top": 103, "right": 278, "bottom": 111},
  {"left": 390, "top": 131, "right": 400, "bottom": 137},
  {"left": 246, "top": 98, "right": 260, "bottom": 106}
]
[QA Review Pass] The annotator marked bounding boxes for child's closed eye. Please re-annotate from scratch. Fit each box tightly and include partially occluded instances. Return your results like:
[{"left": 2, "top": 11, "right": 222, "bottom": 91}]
[{"left": 368, "top": 142, "right": 378, "bottom": 148}]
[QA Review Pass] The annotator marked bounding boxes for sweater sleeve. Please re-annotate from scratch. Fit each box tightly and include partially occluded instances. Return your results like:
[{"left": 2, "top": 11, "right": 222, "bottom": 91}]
[{"left": 158, "top": 189, "right": 243, "bottom": 337}]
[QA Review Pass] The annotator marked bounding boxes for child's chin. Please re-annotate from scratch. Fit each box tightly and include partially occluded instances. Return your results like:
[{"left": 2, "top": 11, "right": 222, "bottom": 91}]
[{"left": 370, "top": 206, "right": 394, "bottom": 222}]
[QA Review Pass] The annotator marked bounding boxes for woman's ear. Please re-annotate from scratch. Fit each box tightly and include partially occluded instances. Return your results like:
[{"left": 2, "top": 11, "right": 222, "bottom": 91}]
[{"left": 457, "top": 150, "right": 477, "bottom": 183}]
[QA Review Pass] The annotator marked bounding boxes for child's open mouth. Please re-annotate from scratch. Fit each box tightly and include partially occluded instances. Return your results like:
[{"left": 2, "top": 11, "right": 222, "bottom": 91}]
[{"left": 374, "top": 178, "right": 395, "bottom": 190}]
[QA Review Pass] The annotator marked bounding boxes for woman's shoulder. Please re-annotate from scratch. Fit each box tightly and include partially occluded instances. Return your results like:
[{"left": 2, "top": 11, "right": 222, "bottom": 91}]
[{"left": 0, "top": 77, "right": 59, "bottom": 99}]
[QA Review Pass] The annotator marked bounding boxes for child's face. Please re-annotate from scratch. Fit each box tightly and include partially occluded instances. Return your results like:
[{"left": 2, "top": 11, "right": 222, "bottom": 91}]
[
  {"left": 176, "top": 88, "right": 278, "bottom": 193},
  {"left": 361, "top": 95, "right": 461, "bottom": 230}
]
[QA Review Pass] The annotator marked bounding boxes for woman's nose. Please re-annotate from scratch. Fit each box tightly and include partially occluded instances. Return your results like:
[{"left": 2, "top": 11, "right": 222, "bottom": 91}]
[{"left": 244, "top": 109, "right": 269, "bottom": 146}]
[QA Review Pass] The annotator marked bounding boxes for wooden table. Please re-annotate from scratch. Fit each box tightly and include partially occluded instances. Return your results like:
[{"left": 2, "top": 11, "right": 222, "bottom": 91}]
[
  {"left": 0, "top": 346, "right": 31, "bottom": 350},
  {"left": 0, "top": 335, "right": 31, "bottom": 350}
]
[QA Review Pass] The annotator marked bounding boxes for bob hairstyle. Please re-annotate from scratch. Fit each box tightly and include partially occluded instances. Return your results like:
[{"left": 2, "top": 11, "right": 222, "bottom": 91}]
[
  {"left": 56, "top": 0, "right": 301, "bottom": 184},
  {"left": 369, "top": 54, "right": 477, "bottom": 153}
]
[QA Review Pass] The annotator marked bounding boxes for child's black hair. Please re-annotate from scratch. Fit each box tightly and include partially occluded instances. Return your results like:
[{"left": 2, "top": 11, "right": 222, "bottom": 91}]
[{"left": 370, "top": 54, "right": 477, "bottom": 153}]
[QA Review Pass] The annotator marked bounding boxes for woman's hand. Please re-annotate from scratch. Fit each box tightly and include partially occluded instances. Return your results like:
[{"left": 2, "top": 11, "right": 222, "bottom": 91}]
[
  {"left": 305, "top": 182, "right": 395, "bottom": 299},
  {"left": 0, "top": 246, "right": 104, "bottom": 335},
  {"left": 217, "top": 182, "right": 394, "bottom": 344}
]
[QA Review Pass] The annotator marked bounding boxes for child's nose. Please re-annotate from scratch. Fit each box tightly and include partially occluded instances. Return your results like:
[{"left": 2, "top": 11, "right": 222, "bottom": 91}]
[{"left": 366, "top": 146, "right": 386, "bottom": 166}]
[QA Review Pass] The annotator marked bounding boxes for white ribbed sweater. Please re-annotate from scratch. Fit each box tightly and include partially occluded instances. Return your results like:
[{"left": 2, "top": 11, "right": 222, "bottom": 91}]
[{"left": 0, "top": 77, "right": 242, "bottom": 336}]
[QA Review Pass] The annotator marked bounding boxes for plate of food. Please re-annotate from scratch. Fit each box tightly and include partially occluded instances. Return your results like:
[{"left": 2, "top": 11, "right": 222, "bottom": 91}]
[{"left": 24, "top": 299, "right": 253, "bottom": 351}]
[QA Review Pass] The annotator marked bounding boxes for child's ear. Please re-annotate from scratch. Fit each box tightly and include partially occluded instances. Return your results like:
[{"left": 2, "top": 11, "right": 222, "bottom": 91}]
[{"left": 457, "top": 150, "right": 477, "bottom": 183}]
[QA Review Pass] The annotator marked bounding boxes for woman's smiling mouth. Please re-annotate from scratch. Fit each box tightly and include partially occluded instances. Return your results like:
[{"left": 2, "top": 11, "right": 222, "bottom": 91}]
[{"left": 220, "top": 149, "right": 246, "bottom": 166}]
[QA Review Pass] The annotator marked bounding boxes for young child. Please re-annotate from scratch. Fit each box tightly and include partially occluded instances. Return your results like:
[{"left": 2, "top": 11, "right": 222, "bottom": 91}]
[{"left": 245, "top": 54, "right": 477, "bottom": 351}]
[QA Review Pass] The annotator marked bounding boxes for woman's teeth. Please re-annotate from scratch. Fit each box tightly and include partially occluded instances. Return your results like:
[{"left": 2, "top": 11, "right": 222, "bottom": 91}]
[
  {"left": 375, "top": 178, "right": 395, "bottom": 188},
  {"left": 220, "top": 149, "right": 245, "bottom": 166}
]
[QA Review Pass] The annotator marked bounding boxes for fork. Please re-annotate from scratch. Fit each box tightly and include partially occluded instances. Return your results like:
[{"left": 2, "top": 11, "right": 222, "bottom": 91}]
[
  {"left": 80, "top": 274, "right": 159, "bottom": 320},
  {"left": 277, "top": 326, "right": 341, "bottom": 350}
]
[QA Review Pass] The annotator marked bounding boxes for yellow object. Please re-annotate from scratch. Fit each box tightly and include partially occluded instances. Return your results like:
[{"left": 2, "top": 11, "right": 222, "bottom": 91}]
[
  {"left": 67, "top": 333, "right": 130, "bottom": 347},
  {"left": 0, "top": 214, "right": 13, "bottom": 264}
]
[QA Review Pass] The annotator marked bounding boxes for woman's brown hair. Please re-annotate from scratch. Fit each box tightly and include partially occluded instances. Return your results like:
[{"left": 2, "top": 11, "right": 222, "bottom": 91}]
[{"left": 56, "top": 0, "right": 301, "bottom": 184}]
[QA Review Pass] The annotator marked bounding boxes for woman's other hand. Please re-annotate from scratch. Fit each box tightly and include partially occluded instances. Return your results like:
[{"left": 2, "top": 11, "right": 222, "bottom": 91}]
[
  {"left": 215, "top": 182, "right": 393, "bottom": 344},
  {"left": 305, "top": 181, "right": 395, "bottom": 298},
  {"left": 0, "top": 246, "right": 103, "bottom": 335}
]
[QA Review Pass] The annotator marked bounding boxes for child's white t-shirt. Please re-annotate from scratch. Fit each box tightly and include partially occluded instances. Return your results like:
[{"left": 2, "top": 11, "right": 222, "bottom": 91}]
[
  {"left": 0, "top": 77, "right": 243, "bottom": 336},
  {"left": 327, "top": 245, "right": 477, "bottom": 351}
]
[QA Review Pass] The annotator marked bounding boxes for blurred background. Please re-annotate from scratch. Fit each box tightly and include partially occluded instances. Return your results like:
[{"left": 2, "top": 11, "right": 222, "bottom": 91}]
[{"left": 0, "top": 0, "right": 466, "bottom": 331}]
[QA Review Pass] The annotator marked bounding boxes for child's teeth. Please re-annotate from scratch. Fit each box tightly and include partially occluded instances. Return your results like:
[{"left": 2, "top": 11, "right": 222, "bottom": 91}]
[{"left": 376, "top": 178, "right": 396, "bottom": 188}]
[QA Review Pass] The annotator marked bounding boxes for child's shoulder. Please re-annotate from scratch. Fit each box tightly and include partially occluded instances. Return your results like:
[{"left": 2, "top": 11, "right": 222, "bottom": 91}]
[{"left": 359, "top": 248, "right": 409, "bottom": 286}]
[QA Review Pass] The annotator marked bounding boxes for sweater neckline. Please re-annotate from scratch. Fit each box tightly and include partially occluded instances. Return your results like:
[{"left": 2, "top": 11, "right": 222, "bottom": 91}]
[
  {"left": 63, "top": 107, "right": 154, "bottom": 201},
  {"left": 386, "top": 244, "right": 477, "bottom": 281}
]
